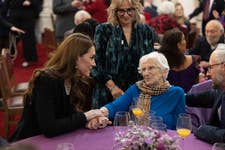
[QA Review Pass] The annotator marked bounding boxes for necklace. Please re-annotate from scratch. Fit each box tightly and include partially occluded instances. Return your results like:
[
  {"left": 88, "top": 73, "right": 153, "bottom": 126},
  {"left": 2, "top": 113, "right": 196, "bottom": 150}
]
[{"left": 64, "top": 79, "right": 71, "bottom": 95}]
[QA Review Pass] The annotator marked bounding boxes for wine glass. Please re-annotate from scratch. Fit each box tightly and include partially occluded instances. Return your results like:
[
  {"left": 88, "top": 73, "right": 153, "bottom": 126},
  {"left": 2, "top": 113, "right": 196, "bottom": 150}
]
[
  {"left": 176, "top": 113, "right": 192, "bottom": 148},
  {"left": 129, "top": 105, "right": 144, "bottom": 125},
  {"left": 212, "top": 143, "right": 225, "bottom": 150}
]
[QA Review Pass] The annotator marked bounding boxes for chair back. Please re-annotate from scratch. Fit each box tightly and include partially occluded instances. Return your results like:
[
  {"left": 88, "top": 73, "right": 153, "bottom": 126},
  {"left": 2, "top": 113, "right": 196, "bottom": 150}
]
[
  {"left": 1, "top": 48, "right": 15, "bottom": 85},
  {"left": 1, "top": 48, "right": 28, "bottom": 94},
  {"left": 0, "top": 58, "right": 12, "bottom": 99},
  {"left": 0, "top": 52, "right": 24, "bottom": 138},
  {"left": 42, "top": 28, "right": 58, "bottom": 51},
  {"left": 186, "top": 80, "right": 212, "bottom": 132}
]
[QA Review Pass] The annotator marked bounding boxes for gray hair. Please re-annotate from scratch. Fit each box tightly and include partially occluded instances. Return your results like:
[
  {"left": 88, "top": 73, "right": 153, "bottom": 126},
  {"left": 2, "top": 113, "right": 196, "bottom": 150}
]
[
  {"left": 206, "top": 19, "right": 224, "bottom": 34},
  {"left": 138, "top": 52, "right": 170, "bottom": 79},
  {"left": 74, "top": 10, "right": 91, "bottom": 25},
  {"left": 212, "top": 43, "right": 225, "bottom": 63},
  {"left": 107, "top": 0, "right": 143, "bottom": 26},
  {"left": 157, "top": 1, "right": 175, "bottom": 15}
]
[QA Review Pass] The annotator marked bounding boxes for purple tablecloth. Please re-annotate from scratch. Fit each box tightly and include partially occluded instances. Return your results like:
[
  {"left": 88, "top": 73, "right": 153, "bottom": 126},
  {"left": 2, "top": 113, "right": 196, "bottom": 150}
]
[{"left": 14, "top": 127, "right": 212, "bottom": 150}]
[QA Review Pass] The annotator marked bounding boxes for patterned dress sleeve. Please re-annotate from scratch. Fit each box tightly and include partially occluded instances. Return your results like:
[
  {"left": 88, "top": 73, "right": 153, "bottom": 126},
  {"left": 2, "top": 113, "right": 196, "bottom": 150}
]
[{"left": 92, "top": 23, "right": 113, "bottom": 84}]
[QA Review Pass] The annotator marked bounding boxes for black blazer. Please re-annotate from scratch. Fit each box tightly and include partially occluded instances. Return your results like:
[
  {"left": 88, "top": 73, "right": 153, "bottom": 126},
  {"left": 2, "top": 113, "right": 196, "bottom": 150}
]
[
  {"left": 189, "top": 0, "right": 224, "bottom": 21},
  {"left": 188, "top": 36, "right": 225, "bottom": 61},
  {"left": 186, "top": 89, "right": 225, "bottom": 143},
  {"left": 8, "top": 74, "right": 87, "bottom": 142}
]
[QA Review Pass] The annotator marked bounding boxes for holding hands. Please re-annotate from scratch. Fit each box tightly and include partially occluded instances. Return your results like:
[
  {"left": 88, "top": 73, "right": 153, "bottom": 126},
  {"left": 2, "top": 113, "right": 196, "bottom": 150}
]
[
  {"left": 86, "top": 116, "right": 112, "bottom": 129},
  {"left": 84, "top": 109, "right": 104, "bottom": 121},
  {"left": 85, "top": 107, "right": 111, "bottom": 129}
]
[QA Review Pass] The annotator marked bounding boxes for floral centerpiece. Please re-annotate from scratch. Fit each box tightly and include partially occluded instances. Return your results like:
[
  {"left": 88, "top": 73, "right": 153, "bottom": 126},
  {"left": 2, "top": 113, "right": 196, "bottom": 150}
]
[{"left": 113, "top": 124, "right": 181, "bottom": 150}]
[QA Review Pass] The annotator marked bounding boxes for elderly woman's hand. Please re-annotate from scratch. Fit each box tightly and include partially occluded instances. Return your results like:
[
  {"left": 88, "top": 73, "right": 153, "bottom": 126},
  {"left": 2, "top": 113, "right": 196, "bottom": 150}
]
[{"left": 84, "top": 109, "right": 104, "bottom": 121}]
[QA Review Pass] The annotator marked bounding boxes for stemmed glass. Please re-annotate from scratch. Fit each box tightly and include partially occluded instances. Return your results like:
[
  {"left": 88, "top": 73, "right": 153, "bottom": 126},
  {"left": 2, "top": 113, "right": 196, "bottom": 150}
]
[
  {"left": 176, "top": 113, "right": 192, "bottom": 148},
  {"left": 129, "top": 105, "right": 144, "bottom": 125}
]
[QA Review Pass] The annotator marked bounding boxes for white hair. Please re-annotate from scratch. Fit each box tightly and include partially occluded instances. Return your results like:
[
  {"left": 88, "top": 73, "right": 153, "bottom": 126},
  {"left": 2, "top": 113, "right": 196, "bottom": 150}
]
[
  {"left": 157, "top": 1, "right": 175, "bottom": 15},
  {"left": 74, "top": 10, "right": 91, "bottom": 25},
  {"left": 212, "top": 43, "right": 225, "bottom": 63},
  {"left": 206, "top": 19, "right": 224, "bottom": 34},
  {"left": 138, "top": 52, "right": 170, "bottom": 80}
]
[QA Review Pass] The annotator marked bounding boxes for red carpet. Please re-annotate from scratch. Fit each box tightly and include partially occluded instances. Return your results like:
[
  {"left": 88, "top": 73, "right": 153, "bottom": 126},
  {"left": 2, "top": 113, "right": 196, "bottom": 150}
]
[
  {"left": 0, "top": 42, "right": 48, "bottom": 138},
  {"left": 14, "top": 42, "right": 48, "bottom": 82}
]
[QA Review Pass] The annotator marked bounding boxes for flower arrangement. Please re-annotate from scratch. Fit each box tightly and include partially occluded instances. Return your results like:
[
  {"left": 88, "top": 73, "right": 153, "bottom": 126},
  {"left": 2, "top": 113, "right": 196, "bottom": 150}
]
[{"left": 113, "top": 124, "right": 181, "bottom": 150}]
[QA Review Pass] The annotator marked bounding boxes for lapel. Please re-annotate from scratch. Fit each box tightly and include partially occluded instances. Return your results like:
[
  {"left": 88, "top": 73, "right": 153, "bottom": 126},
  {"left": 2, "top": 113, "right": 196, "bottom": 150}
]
[
  {"left": 209, "top": 89, "right": 224, "bottom": 126},
  {"left": 220, "top": 93, "right": 225, "bottom": 128}
]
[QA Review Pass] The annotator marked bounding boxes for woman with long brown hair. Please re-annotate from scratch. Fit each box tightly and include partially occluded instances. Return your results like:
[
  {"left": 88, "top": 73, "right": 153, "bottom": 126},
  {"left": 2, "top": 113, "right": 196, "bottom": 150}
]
[{"left": 9, "top": 33, "right": 109, "bottom": 142}]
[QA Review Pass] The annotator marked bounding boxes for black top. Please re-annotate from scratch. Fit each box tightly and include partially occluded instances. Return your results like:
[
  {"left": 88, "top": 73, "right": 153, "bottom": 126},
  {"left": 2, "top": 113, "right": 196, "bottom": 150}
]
[{"left": 9, "top": 74, "right": 87, "bottom": 142}]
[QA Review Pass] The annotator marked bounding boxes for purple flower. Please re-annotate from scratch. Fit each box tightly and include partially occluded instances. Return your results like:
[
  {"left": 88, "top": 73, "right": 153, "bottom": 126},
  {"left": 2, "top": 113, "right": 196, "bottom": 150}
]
[
  {"left": 144, "top": 137, "right": 153, "bottom": 145},
  {"left": 157, "top": 142, "right": 165, "bottom": 150},
  {"left": 114, "top": 125, "right": 179, "bottom": 150}
]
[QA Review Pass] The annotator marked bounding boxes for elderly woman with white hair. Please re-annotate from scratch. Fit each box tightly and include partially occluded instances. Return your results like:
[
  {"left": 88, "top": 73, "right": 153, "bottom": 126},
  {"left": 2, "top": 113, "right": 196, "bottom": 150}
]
[
  {"left": 148, "top": 1, "right": 187, "bottom": 35},
  {"left": 96, "top": 51, "right": 185, "bottom": 130}
]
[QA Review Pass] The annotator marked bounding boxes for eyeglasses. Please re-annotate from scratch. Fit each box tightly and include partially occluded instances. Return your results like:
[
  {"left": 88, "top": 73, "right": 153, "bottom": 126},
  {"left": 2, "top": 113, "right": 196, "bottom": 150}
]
[
  {"left": 138, "top": 66, "right": 160, "bottom": 73},
  {"left": 116, "top": 7, "right": 135, "bottom": 16},
  {"left": 205, "top": 29, "right": 219, "bottom": 34},
  {"left": 207, "top": 62, "right": 224, "bottom": 72}
]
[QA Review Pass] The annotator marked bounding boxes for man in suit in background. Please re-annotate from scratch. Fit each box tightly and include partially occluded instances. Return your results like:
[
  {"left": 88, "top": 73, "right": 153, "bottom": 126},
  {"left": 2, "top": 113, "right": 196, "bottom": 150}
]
[
  {"left": 188, "top": 0, "right": 224, "bottom": 35},
  {"left": 186, "top": 43, "right": 225, "bottom": 144},
  {"left": 188, "top": 20, "right": 224, "bottom": 69}
]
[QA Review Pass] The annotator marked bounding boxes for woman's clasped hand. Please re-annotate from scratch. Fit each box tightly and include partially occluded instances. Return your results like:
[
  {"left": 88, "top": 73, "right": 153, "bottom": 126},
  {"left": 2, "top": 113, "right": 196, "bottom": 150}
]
[{"left": 86, "top": 112, "right": 112, "bottom": 129}]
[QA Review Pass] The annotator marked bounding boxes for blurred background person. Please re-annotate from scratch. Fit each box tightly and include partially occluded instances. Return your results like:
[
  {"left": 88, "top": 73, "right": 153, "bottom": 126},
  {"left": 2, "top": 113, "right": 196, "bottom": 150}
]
[
  {"left": 82, "top": 0, "right": 108, "bottom": 23},
  {"left": 173, "top": 2, "right": 190, "bottom": 36},
  {"left": 4, "top": 0, "right": 41, "bottom": 68},
  {"left": 143, "top": 0, "right": 158, "bottom": 19},
  {"left": 0, "top": 15, "right": 25, "bottom": 51},
  {"left": 53, "top": 0, "right": 81, "bottom": 43},
  {"left": 188, "top": 0, "right": 224, "bottom": 35},
  {"left": 64, "top": 10, "right": 92, "bottom": 38},
  {"left": 159, "top": 28, "right": 200, "bottom": 93},
  {"left": 188, "top": 20, "right": 224, "bottom": 69},
  {"left": 65, "top": 19, "right": 98, "bottom": 40},
  {"left": 148, "top": 1, "right": 187, "bottom": 38},
  {"left": 92, "top": 0, "right": 156, "bottom": 108}
]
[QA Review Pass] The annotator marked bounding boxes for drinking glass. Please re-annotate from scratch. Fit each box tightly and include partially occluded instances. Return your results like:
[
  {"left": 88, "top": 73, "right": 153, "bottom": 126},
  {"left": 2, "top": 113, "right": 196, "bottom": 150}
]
[
  {"left": 149, "top": 116, "right": 163, "bottom": 127},
  {"left": 113, "top": 111, "right": 130, "bottom": 133},
  {"left": 176, "top": 113, "right": 192, "bottom": 148},
  {"left": 129, "top": 105, "right": 144, "bottom": 125},
  {"left": 151, "top": 122, "right": 167, "bottom": 134},
  {"left": 212, "top": 143, "right": 225, "bottom": 150}
]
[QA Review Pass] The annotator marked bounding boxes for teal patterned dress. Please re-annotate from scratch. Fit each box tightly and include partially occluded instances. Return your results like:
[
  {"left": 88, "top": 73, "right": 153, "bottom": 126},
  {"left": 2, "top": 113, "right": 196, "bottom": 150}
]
[{"left": 92, "top": 22, "right": 156, "bottom": 108}]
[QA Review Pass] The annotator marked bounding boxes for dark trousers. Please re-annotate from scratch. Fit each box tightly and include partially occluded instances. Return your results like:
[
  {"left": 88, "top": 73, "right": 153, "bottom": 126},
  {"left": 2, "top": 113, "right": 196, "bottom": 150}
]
[{"left": 10, "top": 14, "right": 37, "bottom": 62}]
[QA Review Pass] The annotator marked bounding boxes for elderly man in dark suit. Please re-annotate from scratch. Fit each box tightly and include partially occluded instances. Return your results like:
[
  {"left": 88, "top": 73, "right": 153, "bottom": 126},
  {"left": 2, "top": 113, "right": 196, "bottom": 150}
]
[
  {"left": 189, "top": 20, "right": 224, "bottom": 68},
  {"left": 186, "top": 43, "right": 225, "bottom": 144},
  {"left": 189, "top": 0, "right": 224, "bottom": 35}
]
